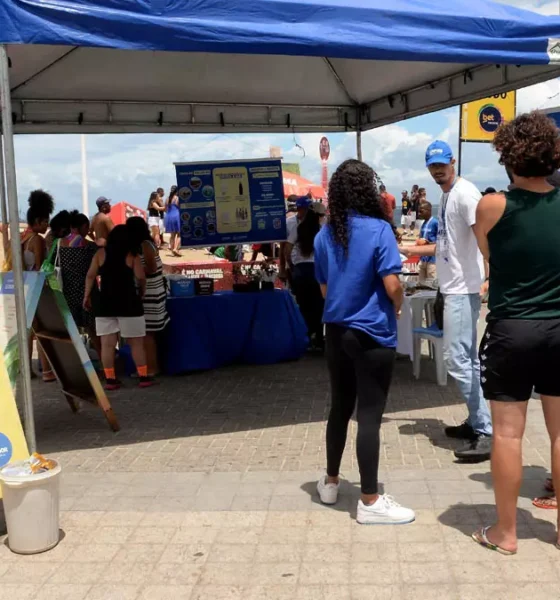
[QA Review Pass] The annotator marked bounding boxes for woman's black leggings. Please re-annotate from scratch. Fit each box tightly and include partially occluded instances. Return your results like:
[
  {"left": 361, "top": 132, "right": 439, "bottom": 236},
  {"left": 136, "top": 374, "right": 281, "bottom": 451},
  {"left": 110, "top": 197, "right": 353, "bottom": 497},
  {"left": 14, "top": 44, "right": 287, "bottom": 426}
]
[
  {"left": 291, "top": 262, "right": 325, "bottom": 344},
  {"left": 325, "top": 324, "right": 395, "bottom": 495}
]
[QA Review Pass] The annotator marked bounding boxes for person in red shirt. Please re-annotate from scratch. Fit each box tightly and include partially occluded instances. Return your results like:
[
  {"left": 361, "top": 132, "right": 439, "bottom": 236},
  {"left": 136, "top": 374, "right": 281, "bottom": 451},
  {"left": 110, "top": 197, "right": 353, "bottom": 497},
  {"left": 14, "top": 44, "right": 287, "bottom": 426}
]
[{"left": 379, "top": 185, "right": 396, "bottom": 222}]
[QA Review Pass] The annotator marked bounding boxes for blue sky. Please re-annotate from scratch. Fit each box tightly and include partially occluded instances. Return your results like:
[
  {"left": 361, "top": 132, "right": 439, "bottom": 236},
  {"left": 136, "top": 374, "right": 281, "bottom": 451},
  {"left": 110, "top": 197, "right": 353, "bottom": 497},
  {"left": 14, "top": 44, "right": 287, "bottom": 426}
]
[{"left": 11, "top": 0, "right": 560, "bottom": 215}]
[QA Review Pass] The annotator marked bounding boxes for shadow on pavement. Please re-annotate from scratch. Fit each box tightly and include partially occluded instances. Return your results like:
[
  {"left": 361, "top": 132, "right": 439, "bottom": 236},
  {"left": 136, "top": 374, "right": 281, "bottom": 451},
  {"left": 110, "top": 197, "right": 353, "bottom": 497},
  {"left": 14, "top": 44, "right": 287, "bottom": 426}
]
[
  {"left": 396, "top": 417, "right": 461, "bottom": 452},
  {"left": 439, "top": 502, "right": 557, "bottom": 546},
  {"left": 28, "top": 354, "right": 464, "bottom": 456},
  {"left": 468, "top": 465, "right": 550, "bottom": 500}
]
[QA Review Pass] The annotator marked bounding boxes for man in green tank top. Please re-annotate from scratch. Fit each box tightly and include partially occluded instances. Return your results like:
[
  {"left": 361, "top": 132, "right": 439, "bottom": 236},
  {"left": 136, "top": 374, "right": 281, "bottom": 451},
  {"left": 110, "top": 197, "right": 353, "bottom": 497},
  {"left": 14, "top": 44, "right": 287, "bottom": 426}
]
[{"left": 472, "top": 111, "right": 560, "bottom": 555}]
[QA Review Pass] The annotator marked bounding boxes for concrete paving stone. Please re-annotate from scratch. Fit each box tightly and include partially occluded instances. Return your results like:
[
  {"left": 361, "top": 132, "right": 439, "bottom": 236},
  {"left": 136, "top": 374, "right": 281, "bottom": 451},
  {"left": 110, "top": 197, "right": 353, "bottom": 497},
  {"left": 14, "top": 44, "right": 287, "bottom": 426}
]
[
  {"left": 398, "top": 541, "right": 446, "bottom": 562},
  {"left": 244, "top": 585, "right": 297, "bottom": 600},
  {"left": 251, "top": 563, "right": 300, "bottom": 585},
  {"left": 128, "top": 527, "right": 176, "bottom": 544},
  {"left": 350, "top": 585, "right": 402, "bottom": 600},
  {"left": 501, "top": 559, "right": 559, "bottom": 582},
  {"left": 86, "top": 526, "right": 136, "bottom": 545},
  {"left": 64, "top": 544, "right": 121, "bottom": 563},
  {"left": 293, "top": 585, "right": 351, "bottom": 600},
  {"left": 0, "top": 584, "right": 41, "bottom": 600},
  {"left": 401, "top": 561, "right": 454, "bottom": 584},
  {"left": 99, "top": 561, "right": 155, "bottom": 584},
  {"left": 350, "top": 562, "right": 400, "bottom": 585},
  {"left": 84, "top": 584, "right": 140, "bottom": 600},
  {"left": 199, "top": 563, "right": 253, "bottom": 586},
  {"left": 457, "top": 584, "right": 510, "bottom": 600},
  {"left": 59, "top": 511, "right": 105, "bottom": 529},
  {"left": 69, "top": 496, "right": 114, "bottom": 512},
  {"left": 303, "top": 543, "right": 351, "bottom": 563},
  {"left": 190, "top": 586, "right": 245, "bottom": 600},
  {"left": 396, "top": 524, "right": 444, "bottom": 544},
  {"left": 255, "top": 543, "right": 304, "bottom": 563},
  {"left": 159, "top": 544, "right": 211, "bottom": 565},
  {"left": 351, "top": 524, "right": 398, "bottom": 543},
  {"left": 207, "top": 543, "right": 257, "bottom": 563},
  {"left": 151, "top": 563, "right": 204, "bottom": 586},
  {"left": 1, "top": 563, "right": 59, "bottom": 584},
  {"left": 261, "top": 527, "right": 307, "bottom": 545},
  {"left": 147, "top": 496, "right": 197, "bottom": 512},
  {"left": 48, "top": 563, "right": 107, "bottom": 585},
  {"left": 299, "top": 563, "right": 348, "bottom": 585},
  {"left": 451, "top": 561, "right": 504, "bottom": 583},
  {"left": 33, "top": 584, "right": 92, "bottom": 600},
  {"left": 401, "top": 585, "right": 459, "bottom": 600},
  {"left": 138, "top": 585, "right": 193, "bottom": 600},
  {"left": 113, "top": 543, "right": 167, "bottom": 565}
]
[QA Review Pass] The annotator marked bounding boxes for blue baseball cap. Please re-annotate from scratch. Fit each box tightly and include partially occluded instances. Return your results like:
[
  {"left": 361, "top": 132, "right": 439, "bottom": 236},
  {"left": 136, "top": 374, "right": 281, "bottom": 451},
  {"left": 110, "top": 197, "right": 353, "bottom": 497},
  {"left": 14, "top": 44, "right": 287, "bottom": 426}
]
[
  {"left": 296, "top": 196, "right": 312, "bottom": 209},
  {"left": 425, "top": 141, "right": 453, "bottom": 166}
]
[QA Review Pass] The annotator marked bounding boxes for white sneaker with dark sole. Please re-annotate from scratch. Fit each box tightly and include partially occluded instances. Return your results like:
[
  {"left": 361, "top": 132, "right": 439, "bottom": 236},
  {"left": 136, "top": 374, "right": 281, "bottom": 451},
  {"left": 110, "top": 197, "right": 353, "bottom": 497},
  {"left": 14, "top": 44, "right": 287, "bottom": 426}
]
[
  {"left": 317, "top": 476, "right": 340, "bottom": 505},
  {"left": 357, "top": 495, "right": 415, "bottom": 525}
]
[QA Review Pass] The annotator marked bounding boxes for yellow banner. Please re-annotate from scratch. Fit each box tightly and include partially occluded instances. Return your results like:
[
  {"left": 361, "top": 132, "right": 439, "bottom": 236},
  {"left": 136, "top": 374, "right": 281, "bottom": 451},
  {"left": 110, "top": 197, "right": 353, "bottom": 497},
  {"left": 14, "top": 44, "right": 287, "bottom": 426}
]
[
  {"left": 461, "top": 92, "right": 516, "bottom": 142},
  {"left": 0, "top": 351, "right": 29, "bottom": 498}
]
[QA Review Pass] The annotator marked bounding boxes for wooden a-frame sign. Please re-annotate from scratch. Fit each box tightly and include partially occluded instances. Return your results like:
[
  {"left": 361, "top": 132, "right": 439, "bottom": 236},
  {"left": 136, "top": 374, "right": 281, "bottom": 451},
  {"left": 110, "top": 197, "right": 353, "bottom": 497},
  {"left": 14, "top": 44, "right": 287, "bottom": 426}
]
[{"left": 0, "top": 271, "right": 119, "bottom": 432}]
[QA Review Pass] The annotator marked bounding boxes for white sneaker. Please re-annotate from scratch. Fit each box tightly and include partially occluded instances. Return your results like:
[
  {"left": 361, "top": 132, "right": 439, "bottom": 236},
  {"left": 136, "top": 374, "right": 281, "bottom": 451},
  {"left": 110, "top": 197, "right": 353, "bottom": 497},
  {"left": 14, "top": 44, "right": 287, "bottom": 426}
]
[
  {"left": 356, "top": 495, "right": 415, "bottom": 525},
  {"left": 316, "top": 476, "right": 340, "bottom": 505}
]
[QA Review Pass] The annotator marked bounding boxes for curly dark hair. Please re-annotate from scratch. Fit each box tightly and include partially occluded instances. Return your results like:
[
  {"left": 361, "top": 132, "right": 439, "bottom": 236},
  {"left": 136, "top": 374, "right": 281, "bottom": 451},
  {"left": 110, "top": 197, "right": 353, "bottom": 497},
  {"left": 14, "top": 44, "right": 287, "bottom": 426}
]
[
  {"left": 327, "top": 159, "right": 389, "bottom": 252},
  {"left": 493, "top": 111, "right": 560, "bottom": 178},
  {"left": 27, "top": 189, "right": 54, "bottom": 226}
]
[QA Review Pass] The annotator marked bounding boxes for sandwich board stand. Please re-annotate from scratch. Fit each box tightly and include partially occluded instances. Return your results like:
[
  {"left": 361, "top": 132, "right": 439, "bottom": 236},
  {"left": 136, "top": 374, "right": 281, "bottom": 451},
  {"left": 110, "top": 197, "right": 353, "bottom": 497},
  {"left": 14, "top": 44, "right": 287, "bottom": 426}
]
[{"left": 0, "top": 271, "right": 119, "bottom": 435}]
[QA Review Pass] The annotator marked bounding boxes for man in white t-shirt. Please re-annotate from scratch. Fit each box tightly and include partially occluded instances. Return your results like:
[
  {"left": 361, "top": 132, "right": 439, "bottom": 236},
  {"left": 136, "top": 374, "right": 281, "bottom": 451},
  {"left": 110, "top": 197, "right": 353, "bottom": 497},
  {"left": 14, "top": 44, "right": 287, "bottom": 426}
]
[
  {"left": 280, "top": 196, "right": 312, "bottom": 284},
  {"left": 402, "top": 141, "right": 492, "bottom": 462}
]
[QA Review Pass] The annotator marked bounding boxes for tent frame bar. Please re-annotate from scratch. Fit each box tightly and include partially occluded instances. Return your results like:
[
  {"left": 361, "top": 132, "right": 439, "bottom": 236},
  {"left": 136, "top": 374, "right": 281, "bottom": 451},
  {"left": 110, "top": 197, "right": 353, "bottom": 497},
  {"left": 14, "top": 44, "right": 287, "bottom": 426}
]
[{"left": 0, "top": 44, "right": 36, "bottom": 452}]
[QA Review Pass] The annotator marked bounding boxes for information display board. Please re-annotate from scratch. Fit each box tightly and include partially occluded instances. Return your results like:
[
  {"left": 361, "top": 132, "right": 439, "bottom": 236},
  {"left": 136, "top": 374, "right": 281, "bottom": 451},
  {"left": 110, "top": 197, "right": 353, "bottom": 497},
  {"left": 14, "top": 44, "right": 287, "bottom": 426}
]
[{"left": 175, "top": 158, "right": 287, "bottom": 248}]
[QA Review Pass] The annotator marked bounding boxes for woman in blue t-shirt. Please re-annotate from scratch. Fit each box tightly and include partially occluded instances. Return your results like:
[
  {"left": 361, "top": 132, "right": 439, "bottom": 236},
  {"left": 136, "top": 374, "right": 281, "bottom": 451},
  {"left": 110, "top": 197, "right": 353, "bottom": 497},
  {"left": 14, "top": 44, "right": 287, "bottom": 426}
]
[{"left": 313, "top": 159, "right": 415, "bottom": 525}]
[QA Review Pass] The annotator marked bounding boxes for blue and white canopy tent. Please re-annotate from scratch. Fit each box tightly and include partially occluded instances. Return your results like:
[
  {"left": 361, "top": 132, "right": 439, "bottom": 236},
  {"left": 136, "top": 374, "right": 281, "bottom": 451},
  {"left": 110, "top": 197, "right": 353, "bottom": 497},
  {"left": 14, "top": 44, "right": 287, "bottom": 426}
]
[{"left": 1, "top": 0, "right": 560, "bottom": 446}]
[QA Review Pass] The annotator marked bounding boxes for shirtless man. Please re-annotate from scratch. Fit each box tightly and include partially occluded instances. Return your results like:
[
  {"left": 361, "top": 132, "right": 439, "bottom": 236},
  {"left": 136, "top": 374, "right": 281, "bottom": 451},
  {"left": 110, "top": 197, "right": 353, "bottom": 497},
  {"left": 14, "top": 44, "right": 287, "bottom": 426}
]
[{"left": 90, "top": 196, "right": 115, "bottom": 246}]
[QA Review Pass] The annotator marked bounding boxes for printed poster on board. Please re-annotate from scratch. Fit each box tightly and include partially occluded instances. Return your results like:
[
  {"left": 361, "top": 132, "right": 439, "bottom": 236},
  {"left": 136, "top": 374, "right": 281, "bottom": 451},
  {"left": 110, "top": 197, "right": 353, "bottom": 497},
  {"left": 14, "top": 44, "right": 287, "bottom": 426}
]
[
  {"left": 174, "top": 158, "right": 287, "bottom": 248},
  {"left": 0, "top": 272, "right": 43, "bottom": 481}
]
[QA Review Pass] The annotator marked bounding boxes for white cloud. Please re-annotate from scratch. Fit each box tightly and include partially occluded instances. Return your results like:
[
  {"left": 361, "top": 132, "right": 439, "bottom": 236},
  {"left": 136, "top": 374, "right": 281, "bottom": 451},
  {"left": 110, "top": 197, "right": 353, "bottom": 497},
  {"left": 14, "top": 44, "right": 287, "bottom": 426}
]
[{"left": 495, "top": 0, "right": 559, "bottom": 15}]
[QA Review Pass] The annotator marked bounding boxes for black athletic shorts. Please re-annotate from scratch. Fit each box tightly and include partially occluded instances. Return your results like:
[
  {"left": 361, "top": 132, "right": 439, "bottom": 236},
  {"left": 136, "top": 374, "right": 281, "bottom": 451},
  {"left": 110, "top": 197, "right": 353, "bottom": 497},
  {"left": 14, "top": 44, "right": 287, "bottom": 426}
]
[{"left": 479, "top": 318, "right": 560, "bottom": 402}]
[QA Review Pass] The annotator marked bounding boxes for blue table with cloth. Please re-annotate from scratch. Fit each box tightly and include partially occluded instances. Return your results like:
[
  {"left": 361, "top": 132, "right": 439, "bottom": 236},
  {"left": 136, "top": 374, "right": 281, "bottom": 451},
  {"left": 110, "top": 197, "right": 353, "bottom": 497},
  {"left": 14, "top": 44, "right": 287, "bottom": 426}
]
[{"left": 164, "top": 290, "right": 308, "bottom": 374}]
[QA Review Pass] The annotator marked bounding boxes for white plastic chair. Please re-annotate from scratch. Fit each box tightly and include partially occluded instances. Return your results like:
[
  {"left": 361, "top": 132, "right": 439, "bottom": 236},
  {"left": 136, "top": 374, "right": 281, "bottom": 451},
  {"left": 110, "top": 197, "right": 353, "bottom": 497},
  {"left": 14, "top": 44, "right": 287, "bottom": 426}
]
[{"left": 412, "top": 323, "right": 447, "bottom": 386}]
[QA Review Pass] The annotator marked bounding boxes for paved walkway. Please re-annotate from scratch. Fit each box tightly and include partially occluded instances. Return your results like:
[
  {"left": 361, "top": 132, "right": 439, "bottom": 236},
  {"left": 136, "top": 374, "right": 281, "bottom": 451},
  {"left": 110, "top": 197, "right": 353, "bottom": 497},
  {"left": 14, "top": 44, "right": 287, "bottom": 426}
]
[{"left": 0, "top": 356, "right": 557, "bottom": 600}]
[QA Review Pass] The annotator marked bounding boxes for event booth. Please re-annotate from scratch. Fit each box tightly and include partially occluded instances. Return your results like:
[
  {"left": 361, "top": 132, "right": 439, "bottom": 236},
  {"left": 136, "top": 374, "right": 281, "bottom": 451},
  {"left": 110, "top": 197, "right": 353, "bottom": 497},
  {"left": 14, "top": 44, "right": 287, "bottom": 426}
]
[{"left": 2, "top": 0, "right": 560, "bottom": 448}]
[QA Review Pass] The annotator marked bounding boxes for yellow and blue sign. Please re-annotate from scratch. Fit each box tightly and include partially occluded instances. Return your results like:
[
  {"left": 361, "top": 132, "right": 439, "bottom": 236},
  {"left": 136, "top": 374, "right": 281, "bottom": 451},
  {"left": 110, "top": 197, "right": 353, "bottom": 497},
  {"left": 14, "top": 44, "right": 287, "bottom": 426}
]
[
  {"left": 175, "top": 159, "right": 287, "bottom": 247},
  {"left": 460, "top": 92, "right": 516, "bottom": 142}
]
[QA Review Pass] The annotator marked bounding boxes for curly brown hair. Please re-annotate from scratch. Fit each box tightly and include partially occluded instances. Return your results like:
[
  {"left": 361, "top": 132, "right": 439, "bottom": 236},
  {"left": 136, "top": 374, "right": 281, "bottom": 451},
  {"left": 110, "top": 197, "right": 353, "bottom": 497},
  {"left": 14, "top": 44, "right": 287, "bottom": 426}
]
[
  {"left": 327, "top": 159, "right": 389, "bottom": 253},
  {"left": 493, "top": 111, "right": 560, "bottom": 178}
]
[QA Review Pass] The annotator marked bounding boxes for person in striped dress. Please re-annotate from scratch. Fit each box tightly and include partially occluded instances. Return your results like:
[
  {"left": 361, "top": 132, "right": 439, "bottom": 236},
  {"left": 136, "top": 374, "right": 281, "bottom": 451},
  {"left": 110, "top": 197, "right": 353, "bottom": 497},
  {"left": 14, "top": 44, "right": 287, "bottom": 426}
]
[{"left": 126, "top": 217, "right": 170, "bottom": 376}]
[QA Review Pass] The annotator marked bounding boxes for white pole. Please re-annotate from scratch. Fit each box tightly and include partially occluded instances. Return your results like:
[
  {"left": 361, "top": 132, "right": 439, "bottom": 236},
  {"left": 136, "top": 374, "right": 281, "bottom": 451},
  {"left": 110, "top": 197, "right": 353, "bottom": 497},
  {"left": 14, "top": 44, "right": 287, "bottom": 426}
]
[
  {"left": 81, "top": 134, "right": 89, "bottom": 216},
  {"left": 0, "top": 45, "right": 36, "bottom": 451}
]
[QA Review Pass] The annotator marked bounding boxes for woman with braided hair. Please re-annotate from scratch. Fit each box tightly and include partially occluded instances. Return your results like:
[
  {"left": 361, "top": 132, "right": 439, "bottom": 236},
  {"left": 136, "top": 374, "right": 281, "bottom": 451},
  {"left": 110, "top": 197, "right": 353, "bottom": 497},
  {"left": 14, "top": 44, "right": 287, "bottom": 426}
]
[{"left": 313, "top": 159, "right": 415, "bottom": 525}]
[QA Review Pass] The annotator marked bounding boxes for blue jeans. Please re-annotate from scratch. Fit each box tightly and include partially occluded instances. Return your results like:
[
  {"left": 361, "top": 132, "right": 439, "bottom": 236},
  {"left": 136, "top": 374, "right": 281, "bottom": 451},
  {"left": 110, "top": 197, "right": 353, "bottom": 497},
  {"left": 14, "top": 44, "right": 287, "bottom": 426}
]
[{"left": 443, "top": 293, "right": 492, "bottom": 436}]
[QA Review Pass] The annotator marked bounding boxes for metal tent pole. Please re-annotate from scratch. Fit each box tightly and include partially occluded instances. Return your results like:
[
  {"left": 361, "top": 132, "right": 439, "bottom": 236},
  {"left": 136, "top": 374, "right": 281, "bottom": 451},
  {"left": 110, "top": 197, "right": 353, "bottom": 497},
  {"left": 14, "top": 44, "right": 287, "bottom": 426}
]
[
  {"left": 356, "top": 107, "right": 363, "bottom": 161},
  {"left": 0, "top": 45, "right": 36, "bottom": 452},
  {"left": 0, "top": 135, "right": 9, "bottom": 255}
]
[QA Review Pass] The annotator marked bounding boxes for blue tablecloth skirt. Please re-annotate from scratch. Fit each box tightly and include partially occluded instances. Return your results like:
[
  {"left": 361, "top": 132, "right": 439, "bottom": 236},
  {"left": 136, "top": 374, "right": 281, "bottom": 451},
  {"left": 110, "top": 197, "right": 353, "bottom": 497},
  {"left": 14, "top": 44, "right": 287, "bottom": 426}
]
[{"left": 164, "top": 290, "right": 308, "bottom": 374}]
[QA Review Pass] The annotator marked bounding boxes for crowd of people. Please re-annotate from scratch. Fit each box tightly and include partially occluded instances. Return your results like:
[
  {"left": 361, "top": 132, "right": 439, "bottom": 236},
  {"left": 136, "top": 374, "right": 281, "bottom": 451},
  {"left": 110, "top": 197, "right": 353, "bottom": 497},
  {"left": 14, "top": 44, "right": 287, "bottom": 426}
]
[
  {"left": 4, "top": 109, "right": 560, "bottom": 550},
  {"left": 6, "top": 187, "right": 180, "bottom": 390},
  {"left": 310, "top": 110, "right": 560, "bottom": 552}
]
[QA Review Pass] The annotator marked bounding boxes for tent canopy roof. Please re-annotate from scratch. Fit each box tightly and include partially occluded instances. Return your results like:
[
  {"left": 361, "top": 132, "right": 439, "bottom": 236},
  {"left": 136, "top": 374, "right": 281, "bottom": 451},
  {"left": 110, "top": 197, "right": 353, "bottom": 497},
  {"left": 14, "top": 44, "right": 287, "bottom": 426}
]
[{"left": 2, "top": 0, "right": 560, "bottom": 134}]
